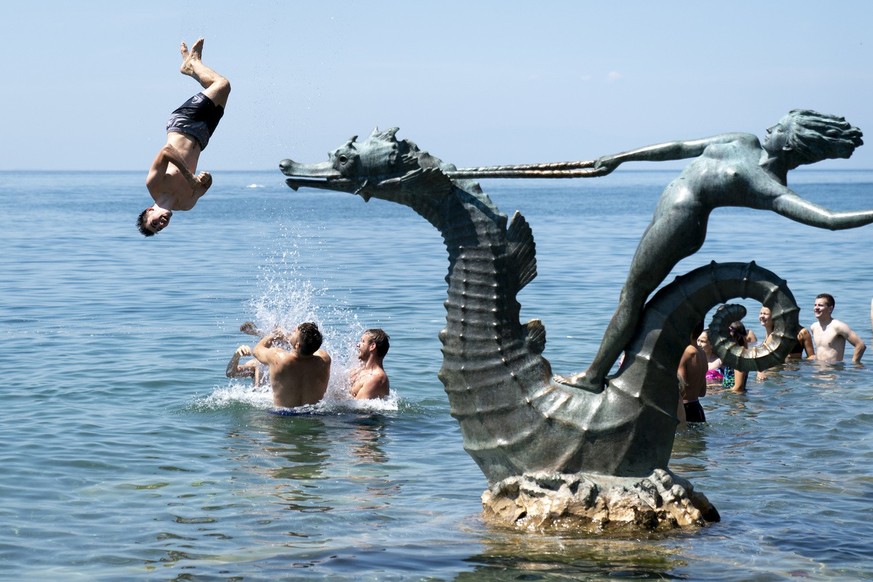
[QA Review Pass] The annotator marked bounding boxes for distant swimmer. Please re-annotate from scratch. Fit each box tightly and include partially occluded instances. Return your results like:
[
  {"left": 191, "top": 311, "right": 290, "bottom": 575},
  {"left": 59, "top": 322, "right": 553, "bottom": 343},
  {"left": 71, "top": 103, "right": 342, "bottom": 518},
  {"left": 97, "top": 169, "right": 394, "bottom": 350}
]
[
  {"left": 810, "top": 293, "right": 866, "bottom": 363},
  {"left": 349, "top": 329, "right": 390, "bottom": 400},
  {"left": 253, "top": 323, "right": 332, "bottom": 408},
  {"left": 138, "top": 38, "right": 231, "bottom": 236}
]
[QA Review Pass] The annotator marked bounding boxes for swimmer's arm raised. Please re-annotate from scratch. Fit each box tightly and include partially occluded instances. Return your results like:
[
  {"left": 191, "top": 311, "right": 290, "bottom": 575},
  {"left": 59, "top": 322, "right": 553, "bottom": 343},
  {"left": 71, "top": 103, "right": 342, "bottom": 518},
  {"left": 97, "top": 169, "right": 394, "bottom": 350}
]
[
  {"left": 253, "top": 331, "right": 286, "bottom": 366},
  {"left": 226, "top": 345, "right": 254, "bottom": 378}
]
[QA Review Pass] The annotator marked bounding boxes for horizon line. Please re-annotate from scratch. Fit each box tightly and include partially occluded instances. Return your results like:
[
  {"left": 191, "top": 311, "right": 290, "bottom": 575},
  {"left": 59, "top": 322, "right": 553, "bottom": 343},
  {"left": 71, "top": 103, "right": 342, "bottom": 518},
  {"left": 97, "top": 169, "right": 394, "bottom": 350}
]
[{"left": 2, "top": 167, "right": 873, "bottom": 173}]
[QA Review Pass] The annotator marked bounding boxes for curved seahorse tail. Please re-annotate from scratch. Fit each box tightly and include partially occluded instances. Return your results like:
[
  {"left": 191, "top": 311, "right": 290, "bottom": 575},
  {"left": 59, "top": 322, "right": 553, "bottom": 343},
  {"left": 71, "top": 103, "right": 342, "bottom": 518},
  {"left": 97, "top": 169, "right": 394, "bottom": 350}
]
[
  {"left": 625, "top": 261, "right": 799, "bottom": 378},
  {"left": 602, "top": 261, "right": 799, "bottom": 476},
  {"left": 702, "top": 263, "right": 800, "bottom": 370}
]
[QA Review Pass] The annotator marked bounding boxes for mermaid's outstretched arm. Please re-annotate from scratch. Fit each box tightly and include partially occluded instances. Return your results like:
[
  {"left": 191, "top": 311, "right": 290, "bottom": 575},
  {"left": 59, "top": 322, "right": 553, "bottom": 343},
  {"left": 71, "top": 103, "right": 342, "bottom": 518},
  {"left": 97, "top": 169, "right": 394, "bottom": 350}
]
[
  {"left": 592, "top": 133, "right": 755, "bottom": 175},
  {"left": 446, "top": 134, "right": 756, "bottom": 180},
  {"left": 771, "top": 191, "right": 873, "bottom": 230}
]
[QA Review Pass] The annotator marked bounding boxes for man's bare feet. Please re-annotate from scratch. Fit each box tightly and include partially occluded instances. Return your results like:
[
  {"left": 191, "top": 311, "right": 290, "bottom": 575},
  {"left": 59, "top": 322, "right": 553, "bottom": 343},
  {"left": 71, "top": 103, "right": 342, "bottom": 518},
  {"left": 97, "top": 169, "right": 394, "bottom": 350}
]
[
  {"left": 180, "top": 38, "right": 204, "bottom": 77},
  {"left": 553, "top": 372, "right": 605, "bottom": 394}
]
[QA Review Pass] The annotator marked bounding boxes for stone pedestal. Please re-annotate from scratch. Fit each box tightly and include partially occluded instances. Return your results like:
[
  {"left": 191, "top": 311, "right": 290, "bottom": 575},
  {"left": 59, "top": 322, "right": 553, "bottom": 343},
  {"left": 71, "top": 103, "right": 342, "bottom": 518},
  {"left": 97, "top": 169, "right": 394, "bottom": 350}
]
[{"left": 481, "top": 468, "right": 720, "bottom": 532}]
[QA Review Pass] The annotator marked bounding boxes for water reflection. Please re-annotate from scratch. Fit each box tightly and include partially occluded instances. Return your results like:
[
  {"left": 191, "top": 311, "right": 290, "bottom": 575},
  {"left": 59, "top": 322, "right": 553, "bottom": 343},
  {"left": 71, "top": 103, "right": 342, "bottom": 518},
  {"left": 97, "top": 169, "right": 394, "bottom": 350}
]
[
  {"left": 752, "top": 357, "right": 804, "bottom": 384},
  {"left": 809, "top": 362, "right": 844, "bottom": 389},
  {"left": 257, "top": 412, "right": 400, "bottom": 514},
  {"left": 263, "top": 414, "right": 330, "bottom": 482},
  {"left": 671, "top": 423, "right": 710, "bottom": 478},
  {"left": 461, "top": 528, "right": 687, "bottom": 580},
  {"left": 345, "top": 414, "right": 389, "bottom": 465},
  {"left": 340, "top": 414, "right": 402, "bottom": 511}
]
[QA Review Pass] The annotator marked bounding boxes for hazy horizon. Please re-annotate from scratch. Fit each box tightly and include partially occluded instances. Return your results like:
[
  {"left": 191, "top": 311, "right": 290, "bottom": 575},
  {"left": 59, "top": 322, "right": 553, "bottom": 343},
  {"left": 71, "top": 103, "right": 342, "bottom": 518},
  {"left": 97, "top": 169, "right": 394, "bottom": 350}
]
[{"left": 3, "top": 1, "right": 872, "bottom": 172}]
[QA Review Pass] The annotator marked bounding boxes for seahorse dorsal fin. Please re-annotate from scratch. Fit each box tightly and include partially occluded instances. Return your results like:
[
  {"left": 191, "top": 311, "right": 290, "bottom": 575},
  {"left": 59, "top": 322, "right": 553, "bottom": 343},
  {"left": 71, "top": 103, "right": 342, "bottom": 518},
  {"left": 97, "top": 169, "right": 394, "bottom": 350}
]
[
  {"left": 507, "top": 211, "right": 537, "bottom": 290},
  {"left": 524, "top": 319, "right": 547, "bottom": 354}
]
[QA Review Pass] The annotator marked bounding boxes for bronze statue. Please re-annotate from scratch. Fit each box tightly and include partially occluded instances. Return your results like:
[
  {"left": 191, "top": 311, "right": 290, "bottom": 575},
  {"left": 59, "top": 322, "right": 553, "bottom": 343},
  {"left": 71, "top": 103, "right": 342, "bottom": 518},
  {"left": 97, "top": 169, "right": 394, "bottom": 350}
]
[
  {"left": 453, "top": 110, "right": 870, "bottom": 392},
  {"left": 279, "top": 127, "right": 810, "bottom": 528}
]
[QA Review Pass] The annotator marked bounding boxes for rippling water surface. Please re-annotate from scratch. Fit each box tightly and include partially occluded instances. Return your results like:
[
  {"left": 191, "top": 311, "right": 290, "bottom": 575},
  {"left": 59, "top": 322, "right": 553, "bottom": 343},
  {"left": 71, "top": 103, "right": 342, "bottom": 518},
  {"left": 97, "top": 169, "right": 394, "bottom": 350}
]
[{"left": 1, "top": 169, "right": 872, "bottom": 579}]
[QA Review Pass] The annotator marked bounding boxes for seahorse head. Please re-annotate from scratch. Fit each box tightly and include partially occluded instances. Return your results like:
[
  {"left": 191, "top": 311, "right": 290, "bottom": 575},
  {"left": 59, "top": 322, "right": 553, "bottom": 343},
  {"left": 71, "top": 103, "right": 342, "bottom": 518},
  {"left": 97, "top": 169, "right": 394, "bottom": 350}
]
[{"left": 280, "top": 127, "right": 455, "bottom": 207}]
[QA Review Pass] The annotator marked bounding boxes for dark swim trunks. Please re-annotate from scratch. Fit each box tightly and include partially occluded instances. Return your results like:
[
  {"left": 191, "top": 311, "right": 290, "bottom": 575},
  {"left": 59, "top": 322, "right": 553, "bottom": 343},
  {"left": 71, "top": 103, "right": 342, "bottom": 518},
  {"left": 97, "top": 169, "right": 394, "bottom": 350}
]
[
  {"left": 165, "top": 92, "right": 224, "bottom": 150},
  {"left": 683, "top": 400, "right": 706, "bottom": 423}
]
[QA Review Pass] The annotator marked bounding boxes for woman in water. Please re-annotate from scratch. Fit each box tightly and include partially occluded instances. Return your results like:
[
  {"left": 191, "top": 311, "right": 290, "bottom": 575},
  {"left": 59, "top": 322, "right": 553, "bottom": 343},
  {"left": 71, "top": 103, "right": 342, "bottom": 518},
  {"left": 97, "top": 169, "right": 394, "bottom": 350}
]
[
  {"left": 559, "top": 110, "right": 869, "bottom": 391},
  {"left": 696, "top": 331, "right": 724, "bottom": 387},
  {"left": 758, "top": 306, "right": 814, "bottom": 360},
  {"left": 721, "top": 322, "right": 750, "bottom": 393}
]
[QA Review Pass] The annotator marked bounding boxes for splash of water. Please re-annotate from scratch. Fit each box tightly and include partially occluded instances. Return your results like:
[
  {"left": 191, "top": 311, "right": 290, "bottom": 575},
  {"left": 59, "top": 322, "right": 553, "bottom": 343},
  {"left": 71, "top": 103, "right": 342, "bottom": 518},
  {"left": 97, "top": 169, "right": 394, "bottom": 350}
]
[{"left": 198, "top": 223, "right": 398, "bottom": 413}]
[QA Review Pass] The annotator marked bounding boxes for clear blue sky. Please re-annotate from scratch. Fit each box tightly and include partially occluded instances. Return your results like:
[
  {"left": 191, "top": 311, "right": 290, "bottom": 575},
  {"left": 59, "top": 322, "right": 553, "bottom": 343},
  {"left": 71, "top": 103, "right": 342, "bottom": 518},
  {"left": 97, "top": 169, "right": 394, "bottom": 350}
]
[{"left": 3, "top": 1, "right": 873, "bottom": 171}]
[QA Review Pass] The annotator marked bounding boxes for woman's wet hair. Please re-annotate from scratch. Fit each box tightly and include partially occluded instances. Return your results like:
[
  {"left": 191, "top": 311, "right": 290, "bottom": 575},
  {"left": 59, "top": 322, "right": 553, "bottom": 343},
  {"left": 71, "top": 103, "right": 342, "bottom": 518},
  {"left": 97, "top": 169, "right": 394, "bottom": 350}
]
[{"left": 728, "top": 321, "right": 747, "bottom": 347}]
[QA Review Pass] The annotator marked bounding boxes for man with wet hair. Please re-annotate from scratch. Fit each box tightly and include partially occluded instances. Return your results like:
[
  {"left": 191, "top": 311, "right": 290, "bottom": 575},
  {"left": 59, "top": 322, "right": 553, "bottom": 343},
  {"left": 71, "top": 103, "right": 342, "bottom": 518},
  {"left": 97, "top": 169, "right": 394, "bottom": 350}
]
[
  {"left": 350, "top": 328, "right": 391, "bottom": 400},
  {"left": 253, "top": 323, "right": 332, "bottom": 408},
  {"left": 810, "top": 293, "right": 866, "bottom": 363},
  {"left": 138, "top": 38, "right": 231, "bottom": 236}
]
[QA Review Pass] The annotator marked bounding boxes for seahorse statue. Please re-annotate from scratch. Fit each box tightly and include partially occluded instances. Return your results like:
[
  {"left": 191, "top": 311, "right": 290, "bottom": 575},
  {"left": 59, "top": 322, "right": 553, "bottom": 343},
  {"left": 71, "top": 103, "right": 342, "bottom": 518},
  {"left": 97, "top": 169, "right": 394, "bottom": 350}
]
[{"left": 280, "top": 128, "right": 800, "bottom": 527}]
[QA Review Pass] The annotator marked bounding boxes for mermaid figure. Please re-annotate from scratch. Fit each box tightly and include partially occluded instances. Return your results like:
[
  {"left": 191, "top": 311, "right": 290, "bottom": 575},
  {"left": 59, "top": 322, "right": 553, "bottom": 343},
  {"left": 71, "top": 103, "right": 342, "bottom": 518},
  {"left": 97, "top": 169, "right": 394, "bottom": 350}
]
[{"left": 555, "top": 110, "right": 870, "bottom": 392}]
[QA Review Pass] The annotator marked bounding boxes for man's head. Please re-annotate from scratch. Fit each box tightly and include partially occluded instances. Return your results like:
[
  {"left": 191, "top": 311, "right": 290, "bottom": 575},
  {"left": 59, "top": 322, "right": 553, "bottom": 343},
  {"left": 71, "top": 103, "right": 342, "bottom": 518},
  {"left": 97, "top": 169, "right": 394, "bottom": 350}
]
[
  {"left": 358, "top": 328, "right": 390, "bottom": 360},
  {"left": 771, "top": 109, "right": 863, "bottom": 169},
  {"left": 361, "top": 327, "right": 391, "bottom": 360},
  {"left": 137, "top": 206, "right": 173, "bottom": 236},
  {"left": 295, "top": 322, "right": 323, "bottom": 356},
  {"left": 813, "top": 293, "right": 835, "bottom": 320}
]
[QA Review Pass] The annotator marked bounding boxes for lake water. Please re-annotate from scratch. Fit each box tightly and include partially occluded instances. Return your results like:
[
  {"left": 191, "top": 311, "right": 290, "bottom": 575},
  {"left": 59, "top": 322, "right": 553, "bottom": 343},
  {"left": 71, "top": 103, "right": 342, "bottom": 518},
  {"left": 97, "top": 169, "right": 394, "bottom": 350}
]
[{"left": 1, "top": 168, "right": 872, "bottom": 580}]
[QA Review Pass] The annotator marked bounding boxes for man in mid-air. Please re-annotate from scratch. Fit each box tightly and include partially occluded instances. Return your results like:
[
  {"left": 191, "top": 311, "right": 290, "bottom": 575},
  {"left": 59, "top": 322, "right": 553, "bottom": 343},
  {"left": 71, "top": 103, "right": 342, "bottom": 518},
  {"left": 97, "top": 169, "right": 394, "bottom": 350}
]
[{"left": 138, "top": 38, "right": 231, "bottom": 236}]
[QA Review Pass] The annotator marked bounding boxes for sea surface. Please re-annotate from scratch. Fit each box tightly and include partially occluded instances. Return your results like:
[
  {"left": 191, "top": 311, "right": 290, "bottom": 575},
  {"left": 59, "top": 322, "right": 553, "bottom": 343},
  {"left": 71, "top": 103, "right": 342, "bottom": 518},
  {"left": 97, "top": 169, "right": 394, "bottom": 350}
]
[{"left": 1, "top": 168, "right": 872, "bottom": 580}]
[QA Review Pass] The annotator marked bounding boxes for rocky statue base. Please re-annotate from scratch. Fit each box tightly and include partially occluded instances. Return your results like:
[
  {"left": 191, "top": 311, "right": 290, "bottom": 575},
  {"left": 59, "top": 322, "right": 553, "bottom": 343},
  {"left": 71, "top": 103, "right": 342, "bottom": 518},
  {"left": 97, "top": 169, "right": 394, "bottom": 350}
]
[{"left": 481, "top": 469, "right": 720, "bottom": 532}]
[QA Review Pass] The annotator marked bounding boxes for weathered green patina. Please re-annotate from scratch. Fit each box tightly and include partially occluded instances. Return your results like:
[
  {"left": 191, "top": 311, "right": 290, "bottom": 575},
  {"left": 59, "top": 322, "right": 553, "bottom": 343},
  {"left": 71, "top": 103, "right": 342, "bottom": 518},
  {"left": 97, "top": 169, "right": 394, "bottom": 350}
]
[{"left": 279, "top": 129, "right": 800, "bottom": 500}]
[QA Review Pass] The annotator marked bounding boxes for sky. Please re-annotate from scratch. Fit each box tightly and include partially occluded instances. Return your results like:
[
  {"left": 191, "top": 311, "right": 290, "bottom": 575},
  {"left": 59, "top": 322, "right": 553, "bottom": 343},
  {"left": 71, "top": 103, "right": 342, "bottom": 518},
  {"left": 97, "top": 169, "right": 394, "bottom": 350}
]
[{"left": 2, "top": 1, "right": 873, "bottom": 171}]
